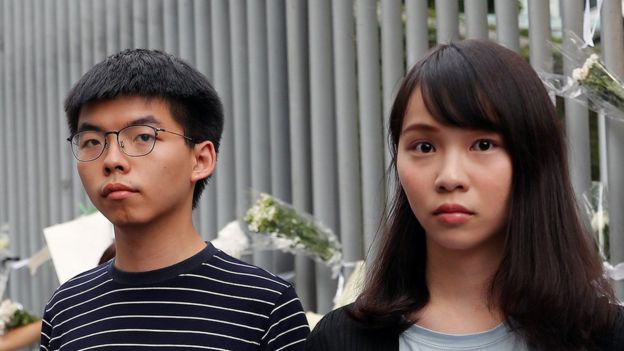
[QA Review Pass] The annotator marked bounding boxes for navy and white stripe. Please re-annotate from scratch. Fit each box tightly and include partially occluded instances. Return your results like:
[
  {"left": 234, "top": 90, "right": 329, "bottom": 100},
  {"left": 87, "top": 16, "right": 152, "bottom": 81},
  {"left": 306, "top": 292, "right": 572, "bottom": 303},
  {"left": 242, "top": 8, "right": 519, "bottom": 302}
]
[{"left": 40, "top": 243, "right": 309, "bottom": 350}]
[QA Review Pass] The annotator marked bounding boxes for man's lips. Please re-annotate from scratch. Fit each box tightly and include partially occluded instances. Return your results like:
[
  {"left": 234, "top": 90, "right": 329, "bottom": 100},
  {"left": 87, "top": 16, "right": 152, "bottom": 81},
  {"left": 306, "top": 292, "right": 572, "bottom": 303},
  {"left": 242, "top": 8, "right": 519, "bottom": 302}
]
[{"left": 101, "top": 183, "right": 138, "bottom": 198}]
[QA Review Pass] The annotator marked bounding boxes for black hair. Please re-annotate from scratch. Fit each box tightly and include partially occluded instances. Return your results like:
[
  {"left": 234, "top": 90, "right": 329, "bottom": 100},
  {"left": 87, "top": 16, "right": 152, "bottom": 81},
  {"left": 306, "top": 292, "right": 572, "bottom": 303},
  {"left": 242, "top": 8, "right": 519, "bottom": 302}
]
[
  {"left": 350, "top": 39, "right": 618, "bottom": 349},
  {"left": 65, "top": 49, "right": 223, "bottom": 208}
]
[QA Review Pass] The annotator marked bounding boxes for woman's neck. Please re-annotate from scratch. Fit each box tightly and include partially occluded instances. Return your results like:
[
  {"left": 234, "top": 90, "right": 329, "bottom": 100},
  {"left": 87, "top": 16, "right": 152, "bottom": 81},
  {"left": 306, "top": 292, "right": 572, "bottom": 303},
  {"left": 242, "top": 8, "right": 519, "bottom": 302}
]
[{"left": 413, "top": 239, "right": 505, "bottom": 334}]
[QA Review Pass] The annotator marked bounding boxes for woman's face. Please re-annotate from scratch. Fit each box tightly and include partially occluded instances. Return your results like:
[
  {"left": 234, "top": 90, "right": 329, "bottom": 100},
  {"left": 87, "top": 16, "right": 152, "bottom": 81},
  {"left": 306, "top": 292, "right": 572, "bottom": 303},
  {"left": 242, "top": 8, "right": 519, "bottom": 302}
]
[{"left": 396, "top": 88, "right": 513, "bottom": 254}]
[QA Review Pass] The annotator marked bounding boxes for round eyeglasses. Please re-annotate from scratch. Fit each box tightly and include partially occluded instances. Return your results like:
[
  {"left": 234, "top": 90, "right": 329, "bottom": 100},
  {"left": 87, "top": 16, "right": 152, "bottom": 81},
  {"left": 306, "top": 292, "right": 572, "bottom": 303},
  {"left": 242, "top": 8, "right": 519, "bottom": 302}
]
[{"left": 67, "top": 125, "right": 194, "bottom": 162}]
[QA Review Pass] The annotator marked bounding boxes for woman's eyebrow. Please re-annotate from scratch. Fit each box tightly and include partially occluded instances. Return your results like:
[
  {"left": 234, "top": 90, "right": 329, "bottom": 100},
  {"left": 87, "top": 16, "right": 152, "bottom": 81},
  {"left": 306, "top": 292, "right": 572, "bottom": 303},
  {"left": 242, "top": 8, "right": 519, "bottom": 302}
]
[{"left": 401, "top": 122, "right": 439, "bottom": 135}]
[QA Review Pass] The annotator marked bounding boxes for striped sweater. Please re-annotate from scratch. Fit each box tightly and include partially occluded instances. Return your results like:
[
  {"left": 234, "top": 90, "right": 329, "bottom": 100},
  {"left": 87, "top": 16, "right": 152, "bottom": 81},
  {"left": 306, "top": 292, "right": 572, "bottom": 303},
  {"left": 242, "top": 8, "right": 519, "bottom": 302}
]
[{"left": 40, "top": 243, "right": 309, "bottom": 351}]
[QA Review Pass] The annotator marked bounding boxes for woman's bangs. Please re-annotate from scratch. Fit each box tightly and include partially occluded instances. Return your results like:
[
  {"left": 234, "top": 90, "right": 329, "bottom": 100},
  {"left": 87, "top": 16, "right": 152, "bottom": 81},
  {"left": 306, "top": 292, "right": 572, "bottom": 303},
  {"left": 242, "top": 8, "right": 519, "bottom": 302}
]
[{"left": 419, "top": 49, "right": 501, "bottom": 131}]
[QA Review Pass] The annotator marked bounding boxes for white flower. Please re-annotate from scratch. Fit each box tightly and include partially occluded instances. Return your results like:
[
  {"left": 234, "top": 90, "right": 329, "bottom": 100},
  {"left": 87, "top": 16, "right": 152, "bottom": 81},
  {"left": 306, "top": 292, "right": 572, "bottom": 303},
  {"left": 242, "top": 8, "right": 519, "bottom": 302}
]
[
  {"left": 0, "top": 234, "right": 10, "bottom": 251},
  {"left": 591, "top": 211, "right": 609, "bottom": 233},
  {"left": 0, "top": 299, "right": 19, "bottom": 334},
  {"left": 212, "top": 221, "right": 249, "bottom": 259},
  {"left": 573, "top": 68, "right": 584, "bottom": 81}
]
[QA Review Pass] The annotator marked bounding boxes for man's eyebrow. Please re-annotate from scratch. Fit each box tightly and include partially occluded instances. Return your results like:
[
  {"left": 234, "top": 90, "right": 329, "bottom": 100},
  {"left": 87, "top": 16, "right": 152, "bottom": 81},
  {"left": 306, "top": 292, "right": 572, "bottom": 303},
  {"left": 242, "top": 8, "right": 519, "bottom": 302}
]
[
  {"left": 76, "top": 122, "right": 103, "bottom": 133},
  {"left": 123, "top": 115, "right": 161, "bottom": 128},
  {"left": 76, "top": 116, "right": 162, "bottom": 133}
]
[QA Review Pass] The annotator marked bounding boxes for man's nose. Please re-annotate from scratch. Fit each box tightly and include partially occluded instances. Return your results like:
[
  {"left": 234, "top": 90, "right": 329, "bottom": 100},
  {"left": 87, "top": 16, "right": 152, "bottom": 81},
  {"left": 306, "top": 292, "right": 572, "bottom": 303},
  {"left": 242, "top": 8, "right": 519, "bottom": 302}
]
[{"left": 102, "top": 134, "right": 130, "bottom": 175}]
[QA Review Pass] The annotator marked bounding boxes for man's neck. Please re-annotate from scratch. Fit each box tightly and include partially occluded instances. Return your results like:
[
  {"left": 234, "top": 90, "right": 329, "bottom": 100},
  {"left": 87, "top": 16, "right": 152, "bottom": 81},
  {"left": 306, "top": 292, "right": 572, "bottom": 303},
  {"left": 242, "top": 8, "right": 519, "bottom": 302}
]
[{"left": 112, "top": 217, "right": 207, "bottom": 273}]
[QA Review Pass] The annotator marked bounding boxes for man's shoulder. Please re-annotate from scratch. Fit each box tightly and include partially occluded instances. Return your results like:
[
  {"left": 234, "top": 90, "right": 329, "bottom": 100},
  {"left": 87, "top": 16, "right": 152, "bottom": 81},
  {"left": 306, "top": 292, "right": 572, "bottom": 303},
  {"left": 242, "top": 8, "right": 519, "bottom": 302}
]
[
  {"left": 207, "top": 248, "right": 293, "bottom": 292},
  {"left": 45, "top": 262, "right": 112, "bottom": 312}
]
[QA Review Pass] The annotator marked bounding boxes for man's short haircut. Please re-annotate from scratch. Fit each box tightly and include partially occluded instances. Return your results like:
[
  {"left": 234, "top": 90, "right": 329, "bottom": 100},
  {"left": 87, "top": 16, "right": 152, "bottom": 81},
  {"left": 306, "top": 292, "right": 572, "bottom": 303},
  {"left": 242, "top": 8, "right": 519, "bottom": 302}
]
[{"left": 64, "top": 49, "right": 224, "bottom": 209}]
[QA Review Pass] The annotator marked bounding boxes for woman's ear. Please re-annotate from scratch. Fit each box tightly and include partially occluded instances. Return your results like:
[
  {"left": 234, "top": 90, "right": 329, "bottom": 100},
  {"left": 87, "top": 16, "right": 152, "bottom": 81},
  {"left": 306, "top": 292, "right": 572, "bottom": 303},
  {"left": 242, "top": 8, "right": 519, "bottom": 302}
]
[{"left": 190, "top": 141, "right": 216, "bottom": 182}]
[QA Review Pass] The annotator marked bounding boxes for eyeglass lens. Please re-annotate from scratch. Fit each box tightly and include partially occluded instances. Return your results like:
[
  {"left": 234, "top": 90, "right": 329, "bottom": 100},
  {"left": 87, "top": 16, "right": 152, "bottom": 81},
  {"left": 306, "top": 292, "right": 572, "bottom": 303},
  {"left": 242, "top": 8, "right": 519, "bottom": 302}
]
[{"left": 71, "top": 125, "right": 157, "bottom": 161}]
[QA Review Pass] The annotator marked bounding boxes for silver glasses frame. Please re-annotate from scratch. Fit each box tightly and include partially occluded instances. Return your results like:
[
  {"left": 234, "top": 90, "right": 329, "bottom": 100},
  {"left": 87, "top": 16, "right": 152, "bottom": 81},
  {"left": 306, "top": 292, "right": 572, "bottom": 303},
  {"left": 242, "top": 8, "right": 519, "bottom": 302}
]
[{"left": 67, "top": 124, "right": 194, "bottom": 162}]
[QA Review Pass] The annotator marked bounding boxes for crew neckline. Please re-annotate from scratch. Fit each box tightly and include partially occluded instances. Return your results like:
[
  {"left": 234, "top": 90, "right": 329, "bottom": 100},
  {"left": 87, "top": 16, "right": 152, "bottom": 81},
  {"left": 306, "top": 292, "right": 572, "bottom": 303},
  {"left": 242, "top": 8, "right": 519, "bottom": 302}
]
[
  {"left": 108, "top": 242, "right": 217, "bottom": 285},
  {"left": 402, "top": 322, "right": 513, "bottom": 349}
]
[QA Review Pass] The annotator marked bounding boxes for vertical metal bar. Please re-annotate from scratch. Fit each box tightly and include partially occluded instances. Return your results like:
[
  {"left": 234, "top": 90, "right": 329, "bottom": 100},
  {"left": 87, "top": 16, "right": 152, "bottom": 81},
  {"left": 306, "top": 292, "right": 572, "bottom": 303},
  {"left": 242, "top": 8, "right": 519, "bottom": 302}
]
[
  {"left": 561, "top": 0, "right": 591, "bottom": 201},
  {"left": 93, "top": 0, "right": 106, "bottom": 61},
  {"left": 527, "top": 0, "right": 552, "bottom": 72},
  {"left": 119, "top": 0, "right": 133, "bottom": 50},
  {"left": 178, "top": 0, "right": 195, "bottom": 63},
  {"left": 193, "top": 0, "right": 217, "bottom": 239},
  {"left": 106, "top": 0, "right": 120, "bottom": 55},
  {"left": 194, "top": 0, "right": 212, "bottom": 80},
  {"left": 58, "top": 0, "right": 72, "bottom": 222},
  {"left": 247, "top": 0, "right": 273, "bottom": 270},
  {"left": 163, "top": 0, "right": 179, "bottom": 55},
  {"left": 267, "top": 0, "right": 293, "bottom": 275},
  {"left": 494, "top": 0, "right": 519, "bottom": 51},
  {"left": 435, "top": 0, "right": 459, "bottom": 43},
  {"left": 69, "top": 0, "right": 85, "bottom": 217},
  {"left": 229, "top": 0, "right": 250, "bottom": 219},
  {"left": 133, "top": 0, "right": 148, "bottom": 48},
  {"left": 356, "top": 0, "right": 384, "bottom": 255},
  {"left": 147, "top": 0, "right": 164, "bottom": 50},
  {"left": 211, "top": 0, "right": 235, "bottom": 231},
  {"left": 332, "top": 0, "right": 362, "bottom": 280},
  {"left": 464, "top": 0, "right": 488, "bottom": 39},
  {"left": 405, "top": 0, "right": 429, "bottom": 68},
  {"left": 2, "top": 0, "right": 18, "bottom": 302},
  {"left": 267, "top": 0, "right": 291, "bottom": 209},
  {"left": 80, "top": 0, "right": 93, "bottom": 71},
  {"left": 0, "top": 0, "right": 6, "bottom": 229},
  {"left": 381, "top": 0, "right": 403, "bottom": 170},
  {"left": 602, "top": 0, "right": 624, "bottom": 299},
  {"left": 286, "top": 0, "right": 315, "bottom": 311},
  {"left": 45, "top": 0, "right": 60, "bottom": 248},
  {"left": 37, "top": 0, "right": 56, "bottom": 302},
  {"left": 13, "top": 0, "right": 29, "bottom": 307},
  {"left": 309, "top": 0, "right": 338, "bottom": 314},
  {"left": 23, "top": 0, "right": 37, "bottom": 312}
]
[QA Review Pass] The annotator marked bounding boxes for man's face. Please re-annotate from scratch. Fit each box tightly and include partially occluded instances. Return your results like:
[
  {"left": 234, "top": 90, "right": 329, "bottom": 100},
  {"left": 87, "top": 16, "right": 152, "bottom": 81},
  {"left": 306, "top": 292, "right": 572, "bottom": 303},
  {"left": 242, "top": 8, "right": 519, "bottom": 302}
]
[{"left": 75, "top": 96, "right": 205, "bottom": 227}]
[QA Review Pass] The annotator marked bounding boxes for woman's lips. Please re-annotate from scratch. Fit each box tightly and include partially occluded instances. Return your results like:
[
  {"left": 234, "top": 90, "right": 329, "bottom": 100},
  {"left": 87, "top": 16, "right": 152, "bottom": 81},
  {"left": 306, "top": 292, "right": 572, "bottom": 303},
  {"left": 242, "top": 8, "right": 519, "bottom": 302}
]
[{"left": 433, "top": 204, "right": 474, "bottom": 224}]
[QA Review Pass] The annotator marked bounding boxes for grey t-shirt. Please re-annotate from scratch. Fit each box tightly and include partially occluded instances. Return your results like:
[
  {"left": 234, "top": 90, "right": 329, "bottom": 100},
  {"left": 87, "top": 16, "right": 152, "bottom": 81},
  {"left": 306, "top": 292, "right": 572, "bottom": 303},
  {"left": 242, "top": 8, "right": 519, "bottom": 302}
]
[{"left": 399, "top": 323, "right": 529, "bottom": 351}]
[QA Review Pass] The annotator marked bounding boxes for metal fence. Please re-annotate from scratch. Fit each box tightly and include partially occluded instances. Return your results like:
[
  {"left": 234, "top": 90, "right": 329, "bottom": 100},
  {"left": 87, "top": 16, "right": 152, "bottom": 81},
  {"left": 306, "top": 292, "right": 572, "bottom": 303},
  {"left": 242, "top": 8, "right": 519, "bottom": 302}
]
[{"left": 1, "top": 0, "right": 623, "bottom": 324}]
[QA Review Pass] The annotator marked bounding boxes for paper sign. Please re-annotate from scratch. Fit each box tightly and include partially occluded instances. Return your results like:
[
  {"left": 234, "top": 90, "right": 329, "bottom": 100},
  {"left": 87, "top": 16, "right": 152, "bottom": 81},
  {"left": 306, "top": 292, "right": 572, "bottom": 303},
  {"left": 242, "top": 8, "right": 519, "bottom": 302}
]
[{"left": 43, "top": 212, "right": 114, "bottom": 284}]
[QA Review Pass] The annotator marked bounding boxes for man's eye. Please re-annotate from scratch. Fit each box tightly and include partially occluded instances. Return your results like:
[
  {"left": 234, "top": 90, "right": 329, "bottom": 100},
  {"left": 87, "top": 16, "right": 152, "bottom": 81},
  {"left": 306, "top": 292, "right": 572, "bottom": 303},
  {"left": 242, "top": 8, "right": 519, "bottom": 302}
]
[
  {"left": 413, "top": 142, "right": 435, "bottom": 153},
  {"left": 472, "top": 139, "right": 494, "bottom": 151},
  {"left": 81, "top": 139, "right": 102, "bottom": 149},
  {"left": 135, "top": 134, "right": 155, "bottom": 143}
]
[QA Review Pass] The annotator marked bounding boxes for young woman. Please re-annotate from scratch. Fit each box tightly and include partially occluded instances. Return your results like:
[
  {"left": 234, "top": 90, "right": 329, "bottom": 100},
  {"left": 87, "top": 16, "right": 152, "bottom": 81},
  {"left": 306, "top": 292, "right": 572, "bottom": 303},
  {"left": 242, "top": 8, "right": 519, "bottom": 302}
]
[{"left": 306, "top": 39, "right": 624, "bottom": 350}]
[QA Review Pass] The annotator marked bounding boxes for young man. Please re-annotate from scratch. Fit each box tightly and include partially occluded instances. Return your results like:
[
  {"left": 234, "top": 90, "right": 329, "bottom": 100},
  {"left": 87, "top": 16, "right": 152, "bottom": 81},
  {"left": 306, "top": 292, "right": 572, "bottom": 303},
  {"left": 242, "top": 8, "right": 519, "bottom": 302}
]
[{"left": 40, "top": 49, "right": 309, "bottom": 350}]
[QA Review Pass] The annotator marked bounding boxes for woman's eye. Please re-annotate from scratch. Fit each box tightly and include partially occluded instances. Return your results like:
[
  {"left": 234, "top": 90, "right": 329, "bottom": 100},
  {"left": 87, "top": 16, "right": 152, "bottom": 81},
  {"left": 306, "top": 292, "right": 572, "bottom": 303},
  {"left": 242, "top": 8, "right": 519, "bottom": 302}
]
[
  {"left": 472, "top": 139, "right": 494, "bottom": 151},
  {"left": 413, "top": 142, "right": 435, "bottom": 153}
]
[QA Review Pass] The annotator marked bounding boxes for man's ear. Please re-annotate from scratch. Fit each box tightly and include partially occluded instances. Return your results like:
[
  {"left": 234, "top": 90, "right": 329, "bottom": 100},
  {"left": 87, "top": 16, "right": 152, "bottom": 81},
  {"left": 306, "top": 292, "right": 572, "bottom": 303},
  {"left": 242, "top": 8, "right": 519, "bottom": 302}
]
[{"left": 190, "top": 141, "right": 216, "bottom": 182}]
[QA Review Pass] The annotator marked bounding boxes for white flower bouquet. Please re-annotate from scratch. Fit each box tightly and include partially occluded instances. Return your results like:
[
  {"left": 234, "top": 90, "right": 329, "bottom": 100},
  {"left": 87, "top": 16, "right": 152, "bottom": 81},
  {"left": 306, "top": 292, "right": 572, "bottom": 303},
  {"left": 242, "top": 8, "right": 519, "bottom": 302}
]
[
  {"left": 244, "top": 193, "right": 342, "bottom": 269},
  {"left": 0, "top": 299, "right": 38, "bottom": 335},
  {"left": 541, "top": 33, "right": 624, "bottom": 120},
  {"left": 572, "top": 53, "right": 624, "bottom": 116}
]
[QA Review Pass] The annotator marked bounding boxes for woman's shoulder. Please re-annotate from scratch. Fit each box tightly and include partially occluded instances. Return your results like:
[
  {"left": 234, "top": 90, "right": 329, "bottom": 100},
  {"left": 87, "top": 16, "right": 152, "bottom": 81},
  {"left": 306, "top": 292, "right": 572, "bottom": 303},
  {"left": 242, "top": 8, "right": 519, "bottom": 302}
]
[
  {"left": 594, "top": 304, "right": 624, "bottom": 350},
  {"left": 306, "top": 304, "right": 398, "bottom": 351}
]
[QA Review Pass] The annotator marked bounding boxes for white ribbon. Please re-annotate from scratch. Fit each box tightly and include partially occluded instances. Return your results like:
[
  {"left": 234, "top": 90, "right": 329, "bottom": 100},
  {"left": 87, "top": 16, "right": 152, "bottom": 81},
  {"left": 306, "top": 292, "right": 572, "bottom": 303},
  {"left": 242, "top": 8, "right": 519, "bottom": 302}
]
[
  {"left": 583, "top": 0, "right": 604, "bottom": 47},
  {"left": 332, "top": 261, "right": 361, "bottom": 305},
  {"left": 603, "top": 261, "right": 624, "bottom": 281}
]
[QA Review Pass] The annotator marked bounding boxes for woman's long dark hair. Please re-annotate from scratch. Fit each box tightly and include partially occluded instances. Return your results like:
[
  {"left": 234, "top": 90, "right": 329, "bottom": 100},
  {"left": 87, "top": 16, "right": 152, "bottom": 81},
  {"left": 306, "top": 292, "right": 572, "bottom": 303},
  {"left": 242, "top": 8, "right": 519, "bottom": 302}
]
[{"left": 349, "top": 39, "right": 618, "bottom": 349}]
